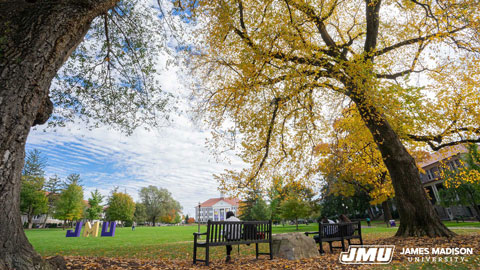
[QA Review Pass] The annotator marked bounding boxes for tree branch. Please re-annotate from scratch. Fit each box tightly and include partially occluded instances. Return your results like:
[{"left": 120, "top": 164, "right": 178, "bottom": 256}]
[
  {"left": 364, "top": 0, "right": 382, "bottom": 57},
  {"left": 374, "top": 25, "right": 468, "bottom": 57},
  {"left": 408, "top": 127, "right": 480, "bottom": 151},
  {"left": 247, "top": 97, "right": 282, "bottom": 184},
  {"left": 285, "top": 0, "right": 338, "bottom": 51}
]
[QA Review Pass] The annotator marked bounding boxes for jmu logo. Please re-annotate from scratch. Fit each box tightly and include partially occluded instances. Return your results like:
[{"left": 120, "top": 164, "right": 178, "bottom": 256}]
[{"left": 339, "top": 245, "right": 395, "bottom": 264}]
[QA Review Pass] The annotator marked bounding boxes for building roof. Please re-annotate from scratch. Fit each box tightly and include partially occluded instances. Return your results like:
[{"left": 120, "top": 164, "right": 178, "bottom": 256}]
[
  {"left": 418, "top": 145, "right": 468, "bottom": 168},
  {"left": 199, "top": 197, "right": 239, "bottom": 207}
]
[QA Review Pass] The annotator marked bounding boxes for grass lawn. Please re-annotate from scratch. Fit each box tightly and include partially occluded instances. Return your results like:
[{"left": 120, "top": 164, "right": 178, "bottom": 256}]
[
  {"left": 25, "top": 222, "right": 479, "bottom": 261},
  {"left": 27, "top": 224, "right": 325, "bottom": 259}
]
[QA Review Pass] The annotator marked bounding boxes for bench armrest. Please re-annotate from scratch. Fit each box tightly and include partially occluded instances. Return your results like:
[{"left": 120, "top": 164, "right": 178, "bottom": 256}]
[
  {"left": 193, "top": 232, "right": 207, "bottom": 236},
  {"left": 304, "top": 231, "right": 318, "bottom": 236}
]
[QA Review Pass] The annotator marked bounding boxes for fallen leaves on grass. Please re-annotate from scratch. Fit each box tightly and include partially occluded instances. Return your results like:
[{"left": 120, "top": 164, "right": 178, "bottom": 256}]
[
  {"left": 63, "top": 255, "right": 354, "bottom": 270},
  {"left": 59, "top": 235, "right": 480, "bottom": 269}
]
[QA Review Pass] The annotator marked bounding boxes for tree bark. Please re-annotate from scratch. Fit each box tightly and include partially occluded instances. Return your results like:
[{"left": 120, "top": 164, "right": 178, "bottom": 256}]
[
  {"left": 351, "top": 94, "right": 455, "bottom": 237},
  {"left": 0, "top": 1, "right": 118, "bottom": 269},
  {"left": 381, "top": 200, "right": 392, "bottom": 223}
]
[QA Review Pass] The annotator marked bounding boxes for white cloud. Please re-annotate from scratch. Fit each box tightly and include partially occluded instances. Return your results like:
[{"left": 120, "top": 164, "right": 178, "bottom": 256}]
[
  {"left": 28, "top": 108, "right": 245, "bottom": 216},
  {"left": 28, "top": 49, "right": 245, "bottom": 218}
]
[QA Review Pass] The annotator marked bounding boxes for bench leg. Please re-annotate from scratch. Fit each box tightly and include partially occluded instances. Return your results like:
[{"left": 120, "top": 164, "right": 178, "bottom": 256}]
[
  {"left": 341, "top": 239, "right": 345, "bottom": 252},
  {"left": 347, "top": 239, "right": 351, "bottom": 246},
  {"left": 205, "top": 246, "right": 210, "bottom": 266},
  {"left": 319, "top": 241, "right": 325, "bottom": 254},
  {"left": 329, "top": 241, "right": 333, "bottom": 253},
  {"left": 193, "top": 241, "right": 197, "bottom": 264},
  {"left": 269, "top": 242, "right": 273, "bottom": 260},
  {"left": 255, "top": 243, "right": 259, "bottom": 259}
]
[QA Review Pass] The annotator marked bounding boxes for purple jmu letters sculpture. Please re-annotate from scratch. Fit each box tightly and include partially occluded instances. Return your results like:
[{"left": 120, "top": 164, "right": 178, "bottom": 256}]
[
  {"left": 66, "top": 221, "right": 83, "bottom": 237},
  {"left": 65, "top": 221, "right": 117, "bottom": 237},
  {"left": 100, "top": 221, "right": 116, "bottom": 237}
]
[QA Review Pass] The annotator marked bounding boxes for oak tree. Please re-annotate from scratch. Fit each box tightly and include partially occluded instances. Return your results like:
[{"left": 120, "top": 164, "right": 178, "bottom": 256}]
[
  {"left": 190, "top": 0, "right": 480, "bottom": 237},
  {"left": 139, "top": 185, "right": 182, "bottom": 226},
  {"left": 0, "top": 0, "right": 173, "bottom": 268}
]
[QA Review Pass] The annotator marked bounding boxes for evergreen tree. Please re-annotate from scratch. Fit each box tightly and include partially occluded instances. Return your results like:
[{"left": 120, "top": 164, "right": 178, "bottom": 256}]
[
  {"left": 65, "top": 173, "right": 81, "bottom": 186},
  {"left": 20, "top": 149, "right": 48, "bottom": 229},
  {"left": 22, "top": 149, "right": 47, "bottom": 177},
  {"left": 42, "top": 175, "right": 63, "bottom": 228},
  {"left": 86, "top": 189, "right": 104, "bottom": 221}
]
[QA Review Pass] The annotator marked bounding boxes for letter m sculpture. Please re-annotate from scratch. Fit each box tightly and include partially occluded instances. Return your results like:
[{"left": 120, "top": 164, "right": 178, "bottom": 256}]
[{"left": 83, "top": 221, "right": 100, "bottom": 237}]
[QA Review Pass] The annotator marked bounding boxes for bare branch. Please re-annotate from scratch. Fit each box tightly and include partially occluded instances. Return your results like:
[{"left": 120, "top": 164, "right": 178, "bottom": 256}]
[
  {"left": 285, "top": 0, "right": 338, "bottom": 51},
  {"left": 247, "top": 97, "right": 282, "bottom": 183},
  {"left": 374, "top": 25, "right": 468, "bottom": 57}
]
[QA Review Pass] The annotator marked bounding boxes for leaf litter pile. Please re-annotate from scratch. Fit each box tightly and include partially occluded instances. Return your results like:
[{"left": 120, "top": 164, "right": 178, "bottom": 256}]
[{"left": 60, "top": 235, "right": 479, "bottom": 269}]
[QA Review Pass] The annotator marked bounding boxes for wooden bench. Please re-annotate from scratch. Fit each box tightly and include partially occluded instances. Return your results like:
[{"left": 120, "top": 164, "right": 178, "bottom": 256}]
[
  {"left": 193, "top": 220, "right": 273, "bottom": 265},
  {"left": 305, "top": 221, "right": 362, "bottom": 253}
]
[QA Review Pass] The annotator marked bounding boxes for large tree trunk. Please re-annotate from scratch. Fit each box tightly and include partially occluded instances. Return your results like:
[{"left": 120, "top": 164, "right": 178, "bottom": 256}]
[
  {"left": 351, "top": 94, "right": 455, "bottom": 237},
  {"left": 0, "top": 1, "right": 118, "bottom": 269}
]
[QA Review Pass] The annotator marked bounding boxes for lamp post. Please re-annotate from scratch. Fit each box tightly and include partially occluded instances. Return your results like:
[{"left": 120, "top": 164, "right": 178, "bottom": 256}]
[{"left": 197, "top": 201, "right": 201, "bottom": 239}]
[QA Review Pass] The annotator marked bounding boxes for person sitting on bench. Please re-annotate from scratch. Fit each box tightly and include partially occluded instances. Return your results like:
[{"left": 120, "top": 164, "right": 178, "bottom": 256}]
[
  {"left": 339, "top": 214, "right": 354, "bottom": 236},
  {"left": 313, "top": 216, "right": 337, "bottom": 242},
  {"left": 225, "top": 211, "right": 240, "bottom": 263}
]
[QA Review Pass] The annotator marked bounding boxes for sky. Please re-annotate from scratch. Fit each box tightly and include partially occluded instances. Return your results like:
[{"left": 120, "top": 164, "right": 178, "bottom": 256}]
[
  {"left": 26, "top": 52, "right": 245, "bottom": 217},
  {"left": 24, "top": 1, "right": 250, "bottom": 217}
]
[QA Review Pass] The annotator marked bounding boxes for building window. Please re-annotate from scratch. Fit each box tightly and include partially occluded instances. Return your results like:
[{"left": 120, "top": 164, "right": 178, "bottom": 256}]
[{"left": 427, "top": 169, "right": 435, "bottom": 180}]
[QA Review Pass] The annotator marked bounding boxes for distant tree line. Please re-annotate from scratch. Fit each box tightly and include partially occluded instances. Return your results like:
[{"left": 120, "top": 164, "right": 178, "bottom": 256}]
[{"left": 20, "top": 149, "right": 183, "bottom": 229}]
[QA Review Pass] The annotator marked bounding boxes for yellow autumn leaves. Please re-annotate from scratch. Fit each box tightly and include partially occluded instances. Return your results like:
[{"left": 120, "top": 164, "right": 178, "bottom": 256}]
[
  {"left": 188, "top": 0, "right": 480, "bottom": 199},
  {"left": 316, "top": 106, "right": 395, "bottom": 205},
  {"left": 441, "top": 165, "right": 480, "bottom": 189}
]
